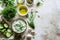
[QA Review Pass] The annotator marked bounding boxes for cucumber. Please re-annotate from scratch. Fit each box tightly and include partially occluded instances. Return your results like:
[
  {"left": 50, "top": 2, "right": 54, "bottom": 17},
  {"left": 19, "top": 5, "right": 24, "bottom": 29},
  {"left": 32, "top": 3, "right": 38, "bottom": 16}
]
[
  {"left": 1, "top": 29, "right": 6, "bottom": 33},
  {"left": 4, "top": 23, "right": 8, "bottom": 28},
  {"left": 5, "top": 32, "right": 11, "bottom": 37},
  {"left": 7, "top": 29, "right": 12, "bottom": 33},
  {"left": 0, "top": 24, "right": 4, "bottom": 29},
  {"left": 5, "top": 29, "right": 12, "bottom": 37}
]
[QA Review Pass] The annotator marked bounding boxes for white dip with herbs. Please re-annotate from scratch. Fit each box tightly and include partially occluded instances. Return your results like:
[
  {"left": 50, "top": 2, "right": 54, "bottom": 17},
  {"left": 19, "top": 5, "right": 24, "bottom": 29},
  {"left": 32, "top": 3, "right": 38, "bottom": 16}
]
[{"left": 12, "top": 20, "right": 26, "bottom": 33}]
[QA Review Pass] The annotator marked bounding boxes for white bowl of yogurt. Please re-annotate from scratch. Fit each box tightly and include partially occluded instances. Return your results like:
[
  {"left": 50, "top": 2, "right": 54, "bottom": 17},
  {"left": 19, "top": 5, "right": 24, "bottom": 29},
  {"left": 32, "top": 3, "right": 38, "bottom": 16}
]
[{"left": 12, "top": 19, "right": 27, "bottom": 33}]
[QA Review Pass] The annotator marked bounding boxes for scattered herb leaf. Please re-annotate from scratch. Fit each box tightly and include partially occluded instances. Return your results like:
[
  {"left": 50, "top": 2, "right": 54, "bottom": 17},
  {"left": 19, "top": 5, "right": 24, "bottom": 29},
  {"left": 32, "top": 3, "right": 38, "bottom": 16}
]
[
  {"left": 28, "top": 20, "right": 35, "bottom": 29},
  {"left": 26, "top": 14, "right": 29, "bottom": 18},
  {"left": 35, "top": 11, "right": 38, "bottom": 13},
  {"left": 36, "top": 2, "right": 41, "bottom": 7},
  {"left": 38, "top": 15, "right": 40, "bottom": 18}
]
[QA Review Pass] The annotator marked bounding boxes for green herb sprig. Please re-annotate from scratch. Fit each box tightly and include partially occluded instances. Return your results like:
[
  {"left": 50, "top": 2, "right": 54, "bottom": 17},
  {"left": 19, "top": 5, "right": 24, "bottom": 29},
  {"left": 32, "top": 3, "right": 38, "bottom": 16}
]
[
  {"left": 0, "top": 0, "right": 14, "bottom": 6},
  {"left": 28, "top": 10, "right": 35, "bottom": 29},
  {"left": 2, "top": 6, "right": 16, "bottom": 20},
  {"left": 36, "top": 2, "right": 41, "bottom": 7}
]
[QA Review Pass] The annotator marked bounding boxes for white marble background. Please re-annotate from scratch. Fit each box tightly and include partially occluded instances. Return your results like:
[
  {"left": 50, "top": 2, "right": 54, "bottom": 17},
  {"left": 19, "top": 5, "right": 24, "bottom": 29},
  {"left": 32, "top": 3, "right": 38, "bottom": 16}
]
[{"left": 34, "top": 0, "right": 60, "bottom": 40}]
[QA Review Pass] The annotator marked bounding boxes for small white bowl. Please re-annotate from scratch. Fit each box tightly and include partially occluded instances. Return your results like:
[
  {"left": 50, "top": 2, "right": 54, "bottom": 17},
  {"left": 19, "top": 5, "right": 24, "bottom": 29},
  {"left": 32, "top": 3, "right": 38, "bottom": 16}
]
[
  {"left": 17, "top": 5, "right": 28, "bottom": 16},
  {"left": 12, "top": 18, "right": 27, "bottom": 33}
]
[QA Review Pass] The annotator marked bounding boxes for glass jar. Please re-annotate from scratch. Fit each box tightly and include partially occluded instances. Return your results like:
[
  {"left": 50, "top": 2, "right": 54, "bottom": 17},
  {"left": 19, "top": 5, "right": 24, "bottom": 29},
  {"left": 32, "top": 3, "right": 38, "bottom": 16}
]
[
  {"left": 17, "top": 0, "right": 25, "bottom": 7},
  {"left": 26, "top": 0, "right": 33, "bottom": 7}
]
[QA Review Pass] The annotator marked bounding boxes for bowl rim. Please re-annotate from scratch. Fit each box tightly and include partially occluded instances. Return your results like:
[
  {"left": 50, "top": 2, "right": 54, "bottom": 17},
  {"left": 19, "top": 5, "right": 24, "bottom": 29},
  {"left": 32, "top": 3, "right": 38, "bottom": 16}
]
[
  {"left": 12, "top": 18, "right": 27, "bottom": 33},
  {"left": 17, "top": 5, "right": 28, "bottom": 16},
  {"left": 26, "top": 0, "right": 33, "bottom": 6}
]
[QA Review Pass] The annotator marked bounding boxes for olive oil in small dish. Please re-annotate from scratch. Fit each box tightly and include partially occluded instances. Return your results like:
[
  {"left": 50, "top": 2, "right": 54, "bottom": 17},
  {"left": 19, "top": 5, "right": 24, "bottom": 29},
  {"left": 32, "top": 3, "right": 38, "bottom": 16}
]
[
  {"left": 18, "top": 5, "right": 28, "bottom": 16},
  {"left": 17, "top": 0, "right": 25, "bottom": 6}
]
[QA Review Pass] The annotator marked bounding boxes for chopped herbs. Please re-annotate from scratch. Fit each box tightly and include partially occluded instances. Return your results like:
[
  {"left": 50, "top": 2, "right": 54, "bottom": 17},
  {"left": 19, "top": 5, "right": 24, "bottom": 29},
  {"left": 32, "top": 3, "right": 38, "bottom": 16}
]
[
  {"left": 0, "top": 0, "right": 16, "bottom": 20},
  {"left": 2, "top": 6, "right": 16, "bottom": 20},
  {"left": 15, "top": 23, "right": 24, "bottom": 31},
  {"left": 0, "top": 0, "right": 14, "bottom": 6}
]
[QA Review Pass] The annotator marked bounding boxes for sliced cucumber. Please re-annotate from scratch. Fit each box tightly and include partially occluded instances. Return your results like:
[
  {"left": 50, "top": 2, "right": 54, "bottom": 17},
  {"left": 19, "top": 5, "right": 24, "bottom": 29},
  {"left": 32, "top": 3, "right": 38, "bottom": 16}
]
[
  {"left": 4, "top": 23, "right": 8, "bottom": 28},
  {"left": 1, "top": 29, "right": 6, "bottom": 33},
  {"left": 5, "top": 29, "right": 12, "bottom": 37},
  {"left": 7, "top": 29, "right": 12, "bottom": 33},
  {"left": 5, "top": 32, "right": 11, "bottom": 37},
  {"left": 0, "top": 24, "right": 4, "bottom": 29}
]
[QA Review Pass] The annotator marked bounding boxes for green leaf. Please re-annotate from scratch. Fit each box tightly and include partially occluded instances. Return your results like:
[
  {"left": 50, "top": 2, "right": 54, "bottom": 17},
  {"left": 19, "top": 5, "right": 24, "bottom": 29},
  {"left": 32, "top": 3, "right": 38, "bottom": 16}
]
[
  {"left": 28, "top": 20, "right": 35, "bottom": 29},
  {"left": 2, "top": 6, "right": 16, "bottom": 20},
  {"left": 28, "top": 10, "right": 35, "bottom": 29},
  {"left": 36, "top": 2, "right": 41, "bottom": 7},
  {"left": 1, "top": 0, "right": 14, "bottom": 6}
]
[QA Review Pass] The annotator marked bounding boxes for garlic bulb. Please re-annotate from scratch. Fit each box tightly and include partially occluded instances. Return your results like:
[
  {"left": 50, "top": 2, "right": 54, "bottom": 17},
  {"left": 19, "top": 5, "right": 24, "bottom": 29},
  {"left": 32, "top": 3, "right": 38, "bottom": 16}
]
[{"left": 26, "top": 34, "right": 33, "bottom": 40}]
